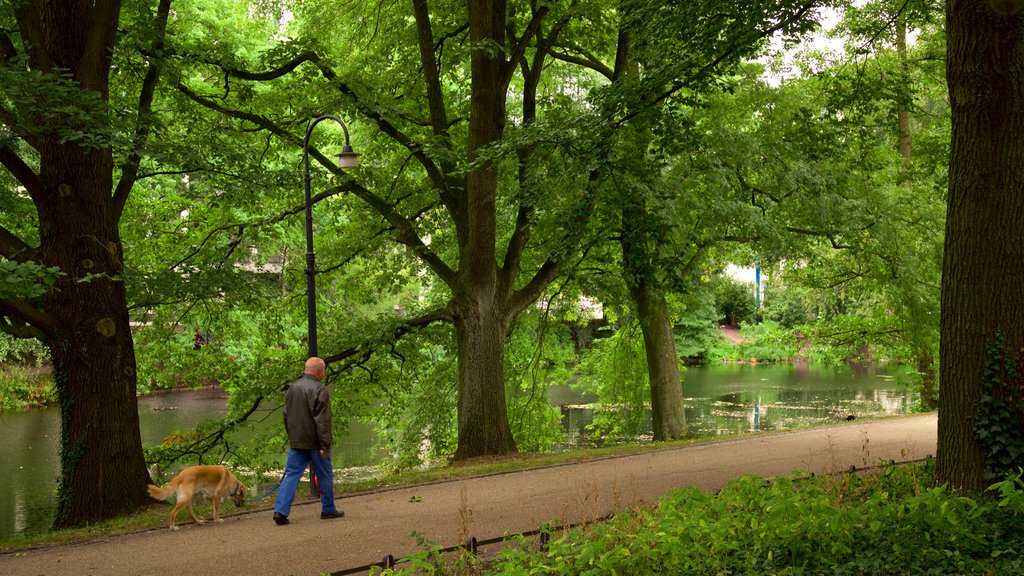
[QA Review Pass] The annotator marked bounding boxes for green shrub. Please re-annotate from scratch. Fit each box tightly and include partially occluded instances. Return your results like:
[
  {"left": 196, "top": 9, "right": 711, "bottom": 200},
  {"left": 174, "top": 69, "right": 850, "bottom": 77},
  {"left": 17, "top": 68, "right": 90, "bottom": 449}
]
[
  {"left": 382, "top": 464, "right": 1024, "bottom": 575},
  {"left": 715, "top": 277, "right": 758, "bottom": 328},
  {"left": 736, "top": 320, "right": 799, "bottom": 362},
  {"left": 0, "top": 366, "right": 56, "bottom": 409},
  {"left": 761, "top": 282, "right": 815, "bottom": 328},
  {"left": 0, "top": 332, "right": 49, "bottom": 366}
]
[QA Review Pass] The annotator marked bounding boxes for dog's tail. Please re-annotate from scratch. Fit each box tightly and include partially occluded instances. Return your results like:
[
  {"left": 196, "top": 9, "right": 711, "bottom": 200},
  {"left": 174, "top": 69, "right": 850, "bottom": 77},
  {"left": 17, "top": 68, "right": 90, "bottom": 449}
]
[{"left": 147, "top": 477, "right": 179, "bottom": 501}]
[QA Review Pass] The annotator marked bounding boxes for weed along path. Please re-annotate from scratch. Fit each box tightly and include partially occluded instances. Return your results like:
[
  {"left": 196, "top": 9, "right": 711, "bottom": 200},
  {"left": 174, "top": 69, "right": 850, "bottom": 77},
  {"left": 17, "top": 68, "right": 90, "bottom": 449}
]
[{"left": 0, "top": 414, "right": 936, "bottom": 576}]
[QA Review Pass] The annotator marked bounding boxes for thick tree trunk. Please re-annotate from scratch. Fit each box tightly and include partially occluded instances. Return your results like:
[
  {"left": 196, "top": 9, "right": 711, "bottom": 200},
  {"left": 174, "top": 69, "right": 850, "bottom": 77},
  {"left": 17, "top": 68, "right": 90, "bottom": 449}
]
[
  {"left": 452, "top": 300, "right": 517, "bottom": 459},
  {"left": 635, "top": 287, "right": 687, "bottom": 440},
  {"left": 939, "top": 0, "right": 1024, "bottom": 492},
  {"left": 38, "top": 143, "right": 151, "bottom": 527},
  {"left": 11, "top": 0, "right": 152, "bottom": 527},
  {"left": 448, "top": 0, "right": 517, "bottom": 460}
]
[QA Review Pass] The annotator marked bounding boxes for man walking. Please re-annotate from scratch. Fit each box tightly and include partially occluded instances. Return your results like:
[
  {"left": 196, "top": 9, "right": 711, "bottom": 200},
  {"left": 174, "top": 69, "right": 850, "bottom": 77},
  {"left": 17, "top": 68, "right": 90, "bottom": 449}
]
[{"left": 273, "top": 357, "right": 346, "bottom": 524}]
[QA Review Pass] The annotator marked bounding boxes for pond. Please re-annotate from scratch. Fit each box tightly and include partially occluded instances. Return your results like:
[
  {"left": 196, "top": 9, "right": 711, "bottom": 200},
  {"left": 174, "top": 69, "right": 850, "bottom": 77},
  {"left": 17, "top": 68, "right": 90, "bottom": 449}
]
[{"left": 0, "top": 362, "right": 915, "bottom": 540}]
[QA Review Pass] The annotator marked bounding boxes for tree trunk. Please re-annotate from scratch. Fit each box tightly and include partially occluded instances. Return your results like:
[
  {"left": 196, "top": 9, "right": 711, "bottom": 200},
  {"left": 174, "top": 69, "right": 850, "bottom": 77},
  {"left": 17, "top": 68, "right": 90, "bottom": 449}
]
[
  {"left": 622, "top": 198, "right": 687, "bottom": 441},
  {"left": 895, "top": 13, "right": 912, "bottom": 179},
  {"left": 38, "top": 143, "right": 151, "bottom": 527},
  {"left": 939, "top": 0, "right": 1024, "bottom": 492},
  {"left": 9, "top": 0, "right": 153, "bottom": 527},
  {"left": 449, "top": 0, "right": 517, "bottom": 460},
  {"left": 635, "top": 286, "right": 687, "bottom": 440},
  {"left": 452, "top": 299, "right": 517, "bottom": 459}
]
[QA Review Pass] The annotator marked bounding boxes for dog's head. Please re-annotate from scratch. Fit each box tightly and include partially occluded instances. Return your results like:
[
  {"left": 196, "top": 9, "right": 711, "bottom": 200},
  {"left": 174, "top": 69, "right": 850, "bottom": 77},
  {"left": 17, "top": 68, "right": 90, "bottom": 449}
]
[{"left": 230, "top": 481, "right": 247, "bottom": 507}]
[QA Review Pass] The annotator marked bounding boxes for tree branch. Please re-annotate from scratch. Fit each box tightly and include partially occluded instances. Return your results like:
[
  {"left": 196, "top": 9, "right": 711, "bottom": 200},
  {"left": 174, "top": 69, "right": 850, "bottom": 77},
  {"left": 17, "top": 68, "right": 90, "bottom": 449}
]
[
  {"left": 549, "top": 47, "right": 614, "bottom": 80},
  {"left": 508, "top": 259, "right": 560, "bottom": 318},
  {"left": 310, "top": 60, "right": 451, "bottom": 193},
  {"left": 165, "top": 185, "right": 347, "bottom": 272},
  {"left": 500, "top": 5, "right": 550, "bottom": 89},
  {"left": 617, "top": 1, "right": 818, "bottom": 127},
  {"left": 0, "top": 298, "right": 54, "bottom": 338},
  {"left": 323, "top": 308, "right": 452, "bottom": 366},
  {"left": 177, "top": 82, "right": 456, "bottom": 285},
  {"left": 412, "top": 0, "right": 453, "bottom": 142},
  {"left": 0, "top": 314, "right": 46, "bottom": 340},
  {"left": 0, "top": 145, "right": 44, "bottom": 201},
  {"left": 206, "top": 47, "right": 451, "bottom": 194},
  {"left": 11, "top": 2, "right": 51, "bottom": 71},
  {"left": 501, "top": 10, "right": 572, "bottom": 294},
  {"left": 113, "top": 0, "right": 173, "bottom": 222},
  {"left": 0, "top": 224, "right": 35, "bottom": 262}
]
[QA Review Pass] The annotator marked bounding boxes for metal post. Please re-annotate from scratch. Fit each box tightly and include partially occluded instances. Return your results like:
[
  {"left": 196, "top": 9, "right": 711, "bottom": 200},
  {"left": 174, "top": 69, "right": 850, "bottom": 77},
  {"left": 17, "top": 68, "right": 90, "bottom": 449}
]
[
  {"left": 302, "top": 114, "right": 356, "bottom": 496},
  {"left": 302, "top": 114, "right": 356, "bottom": 358}
]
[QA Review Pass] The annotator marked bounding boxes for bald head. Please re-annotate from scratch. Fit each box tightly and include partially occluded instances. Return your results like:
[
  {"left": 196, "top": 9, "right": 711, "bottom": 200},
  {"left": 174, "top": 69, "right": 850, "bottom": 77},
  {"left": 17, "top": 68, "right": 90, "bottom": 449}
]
[{"left": 304, "top": 357, "right": 326, "bottom": 379}]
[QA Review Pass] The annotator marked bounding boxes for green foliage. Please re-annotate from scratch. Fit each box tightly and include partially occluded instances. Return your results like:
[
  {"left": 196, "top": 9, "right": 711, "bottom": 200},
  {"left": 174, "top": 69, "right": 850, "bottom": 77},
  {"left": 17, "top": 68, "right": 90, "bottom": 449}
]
[
  {"left": 0, "top": 365, "right": 55, "bottom": 409},
  {"left": 669, "top": 288, "right": 722, "bottom": 362},
  {"left": 359, "top": 324, "right": 460, "bottom": 472},
  {"left": 567, "top": 323, "right": 650, "bottom": 442},
  {"left": 482, "top": 465, "right": 1024, "bottom": 576},
  {"left": 735, "top": 320, "right": 799, "bottom": 363},
  {"left": 506, "top": 313, "right": 573, "bottom": 453},
  {"left": 715, "top": 275, "right": 758, "bottom": 329},
  {"left": 761, "top": 281, "right": 815, "bottom": 328},
  {"left": 709, "top": 320, "right": 798, "bottom": 364},
  {"left": 0, "top": 332, "right": 49, "bottom": 366},
  {"left": 976, "top": 334, "right": 1024, "bottom": 481},
  {"left": 0, "top": 260, "right": 63, "bottom": 301}
]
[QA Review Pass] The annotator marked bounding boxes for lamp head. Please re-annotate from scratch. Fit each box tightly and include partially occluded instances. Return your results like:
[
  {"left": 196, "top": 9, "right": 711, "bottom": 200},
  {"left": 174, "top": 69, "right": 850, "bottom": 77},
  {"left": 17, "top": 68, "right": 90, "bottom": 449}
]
[{"left": 337, "top": 145, "right": 359, "bottom": 169}]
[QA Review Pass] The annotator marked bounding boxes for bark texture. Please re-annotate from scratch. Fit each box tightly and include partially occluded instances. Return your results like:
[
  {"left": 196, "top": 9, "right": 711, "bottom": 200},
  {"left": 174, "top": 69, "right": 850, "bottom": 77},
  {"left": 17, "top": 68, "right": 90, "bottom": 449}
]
[
  {"left": 451, "top": 0, "right": 517, "bottom": 459},
  {"left": 7, "top": 0, "right": 152, "bottom": 526},
  {"left": 939, "top": 0, "right": 1024, "bottom": 492},
  {"left": 635, "top": 286, "right": 688, "bottom": 440}
]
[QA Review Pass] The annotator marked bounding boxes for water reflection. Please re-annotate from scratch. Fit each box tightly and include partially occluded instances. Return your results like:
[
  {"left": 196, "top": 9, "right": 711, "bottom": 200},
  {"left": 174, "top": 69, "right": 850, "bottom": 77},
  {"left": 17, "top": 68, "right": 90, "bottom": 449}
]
[{"left": 550, "top": 363, "right": 914, "bottom": 444}]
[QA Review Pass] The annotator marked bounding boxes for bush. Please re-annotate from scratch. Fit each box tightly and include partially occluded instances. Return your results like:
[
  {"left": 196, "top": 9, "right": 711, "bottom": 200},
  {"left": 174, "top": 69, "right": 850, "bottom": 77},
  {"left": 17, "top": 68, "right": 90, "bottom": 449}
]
[
  {"left": 483, "top": 465, "right": 1024, "bottom": 576},
  {"left": 379, "top": 465, "right": 1024, "bottom": 575},
  {"left": 761, "top": 282, "right": 815, "bottom": 328},
  {"left": 715, "top": 277, "right": 757, "bottom": 328},
  {"left": 736, "top": 320, "right": 800, "bottom": 362},
  {"left": 0, "top": 332, "right": 49, "bottom": 366},
  {"left": 0, "top": 366, "right": 55, "bottom": 409}
]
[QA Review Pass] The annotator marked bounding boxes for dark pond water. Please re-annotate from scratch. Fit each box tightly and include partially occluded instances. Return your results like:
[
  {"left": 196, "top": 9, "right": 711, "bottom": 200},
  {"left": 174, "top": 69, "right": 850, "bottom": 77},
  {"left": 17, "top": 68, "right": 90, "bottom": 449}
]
[{"left": 0, "top": 362, "right": 914, "bottom": 539}]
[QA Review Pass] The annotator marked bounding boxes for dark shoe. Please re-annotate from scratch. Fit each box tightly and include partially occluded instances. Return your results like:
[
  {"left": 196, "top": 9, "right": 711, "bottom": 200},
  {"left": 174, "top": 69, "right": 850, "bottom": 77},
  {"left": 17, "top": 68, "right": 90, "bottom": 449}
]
[
  {"left": 273, "top": 511, "right": 289, "bottom": 525},
  {"left": 320, "top": 510, "right": 345, "bottom": 520}
]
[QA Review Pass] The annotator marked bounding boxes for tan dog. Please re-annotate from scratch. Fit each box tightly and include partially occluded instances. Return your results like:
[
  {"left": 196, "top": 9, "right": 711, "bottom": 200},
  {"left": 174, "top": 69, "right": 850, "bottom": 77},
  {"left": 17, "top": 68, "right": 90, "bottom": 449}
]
[{"left": 147, "top": 465, "right": 247, "bottom": 531}]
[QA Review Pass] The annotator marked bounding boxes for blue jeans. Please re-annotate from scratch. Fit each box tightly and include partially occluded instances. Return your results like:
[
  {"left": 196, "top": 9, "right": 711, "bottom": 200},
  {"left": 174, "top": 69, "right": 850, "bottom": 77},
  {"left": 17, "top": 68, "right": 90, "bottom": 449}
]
[{"left": 274, "top": 448, "right": 337, "bottom": 516}]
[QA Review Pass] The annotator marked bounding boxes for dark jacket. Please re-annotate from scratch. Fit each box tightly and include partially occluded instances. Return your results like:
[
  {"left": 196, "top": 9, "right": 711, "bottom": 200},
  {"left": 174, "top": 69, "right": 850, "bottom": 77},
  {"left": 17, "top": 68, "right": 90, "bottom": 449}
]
[{"left": 283, "top": 373, "right": 332, "bottom": 451}]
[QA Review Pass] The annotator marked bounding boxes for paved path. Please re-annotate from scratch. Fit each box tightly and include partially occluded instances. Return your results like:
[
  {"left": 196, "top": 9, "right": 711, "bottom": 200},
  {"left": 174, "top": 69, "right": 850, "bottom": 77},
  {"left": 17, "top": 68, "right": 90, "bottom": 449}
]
[{"left": 0, "top": 414, "right": 936, "bottom": 576}]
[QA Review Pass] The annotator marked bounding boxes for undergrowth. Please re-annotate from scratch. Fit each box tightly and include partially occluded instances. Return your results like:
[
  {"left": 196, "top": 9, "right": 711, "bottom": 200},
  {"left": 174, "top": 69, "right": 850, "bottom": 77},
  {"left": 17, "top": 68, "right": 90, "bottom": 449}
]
[
  {"left": 378, "top": 463, "right": 1024, "bottom": 576},
  {"left": 0, "top": 366, "right": 55, "bottom": 409}
]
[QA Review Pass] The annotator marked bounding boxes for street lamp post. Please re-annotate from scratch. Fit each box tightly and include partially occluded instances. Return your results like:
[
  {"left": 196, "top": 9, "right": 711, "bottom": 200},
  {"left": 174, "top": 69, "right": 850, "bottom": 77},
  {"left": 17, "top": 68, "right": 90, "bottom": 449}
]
[
  {"left": 303, "top": 116, "right": 357, "bottom": 498},
  {"left": 303, "top": 115, "right": 359, "bottom": 359}
]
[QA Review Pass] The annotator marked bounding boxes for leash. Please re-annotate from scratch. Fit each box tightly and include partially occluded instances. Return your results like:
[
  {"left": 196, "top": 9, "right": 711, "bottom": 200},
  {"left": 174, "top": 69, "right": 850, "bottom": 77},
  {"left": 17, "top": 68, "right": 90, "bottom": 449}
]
[{"left": 241, "top": 480, "right": 282, "bottom": 503}]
